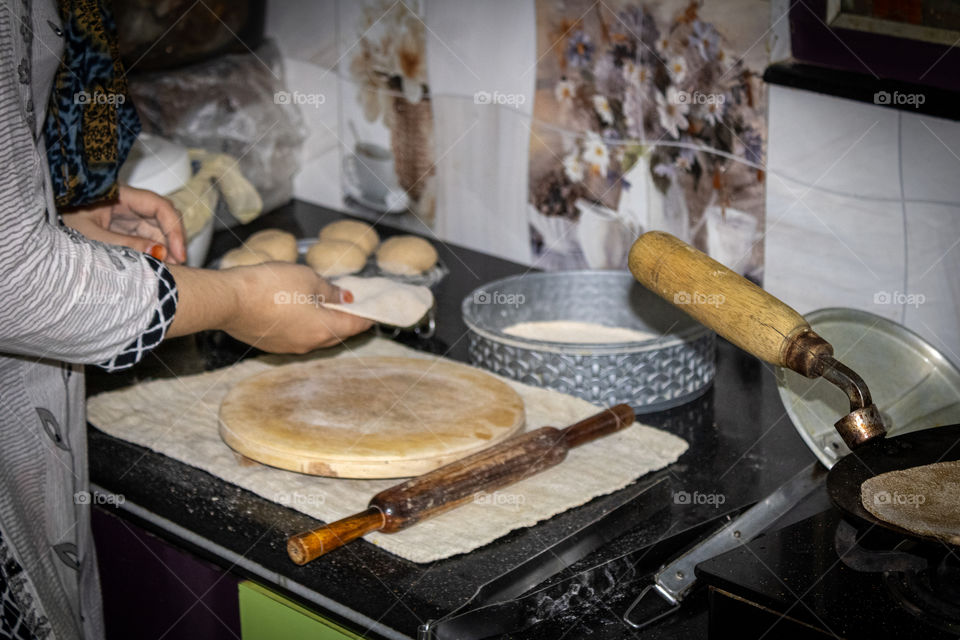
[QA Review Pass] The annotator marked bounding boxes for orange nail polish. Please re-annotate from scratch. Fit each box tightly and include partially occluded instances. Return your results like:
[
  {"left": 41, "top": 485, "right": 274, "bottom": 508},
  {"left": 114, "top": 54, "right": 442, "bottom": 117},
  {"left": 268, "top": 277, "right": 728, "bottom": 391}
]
[
  {"left": 342, "top": 290, "right": 354, "bottom": 304},
  {"left": 149, "top": 244, "right": 167, "bottom": 261}
]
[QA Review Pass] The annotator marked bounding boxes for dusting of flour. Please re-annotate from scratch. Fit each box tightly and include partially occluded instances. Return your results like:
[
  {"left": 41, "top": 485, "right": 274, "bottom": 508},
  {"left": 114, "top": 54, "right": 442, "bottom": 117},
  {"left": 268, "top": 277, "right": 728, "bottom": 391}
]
[{"left": 503, "top": 320, "right": 657, "bottom": 343}]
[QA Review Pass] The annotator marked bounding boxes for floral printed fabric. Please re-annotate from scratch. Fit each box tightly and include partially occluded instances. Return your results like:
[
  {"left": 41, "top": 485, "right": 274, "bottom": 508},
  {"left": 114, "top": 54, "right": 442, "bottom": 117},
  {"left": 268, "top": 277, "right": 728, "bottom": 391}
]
[{"left": 43, "top": 0, "right": 140, "bottom": 209}]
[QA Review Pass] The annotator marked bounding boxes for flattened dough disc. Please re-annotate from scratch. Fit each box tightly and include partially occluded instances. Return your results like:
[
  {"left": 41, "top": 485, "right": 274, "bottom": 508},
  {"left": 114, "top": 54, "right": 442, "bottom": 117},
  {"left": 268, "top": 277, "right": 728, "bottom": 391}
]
[
  {"left": 218, "top": 357, "right": 525, "bottom": 478},
  {"left": 861, "top": 460, "right": 960, "bottom": 545}
]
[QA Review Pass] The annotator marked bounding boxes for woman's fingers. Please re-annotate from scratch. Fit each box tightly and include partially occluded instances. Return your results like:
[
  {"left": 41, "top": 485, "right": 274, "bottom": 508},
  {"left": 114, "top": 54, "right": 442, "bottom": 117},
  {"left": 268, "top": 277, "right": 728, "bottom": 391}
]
[
  {"left": 64, "top": 214, "right": 164, "bottom": 256},
  {"left": 118, "top": 185, "right": 187, "bottom": 263}
]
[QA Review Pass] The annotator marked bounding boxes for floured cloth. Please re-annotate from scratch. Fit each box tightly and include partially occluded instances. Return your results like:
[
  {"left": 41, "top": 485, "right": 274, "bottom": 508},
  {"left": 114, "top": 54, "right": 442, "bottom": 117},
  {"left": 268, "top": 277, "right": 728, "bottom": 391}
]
[
  {"left": 86, "top": 337, "right": 688, "bottom": 562},
  {"left": 326, "top": 276, "right": 433, "bottom": 328}
]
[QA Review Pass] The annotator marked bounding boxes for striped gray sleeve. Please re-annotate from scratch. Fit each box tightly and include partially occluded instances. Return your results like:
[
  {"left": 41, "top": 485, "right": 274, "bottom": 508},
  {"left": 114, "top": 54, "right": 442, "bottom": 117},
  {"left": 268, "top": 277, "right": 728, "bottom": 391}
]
[{"left": 0, "top": 34, "right": 171, "bottom": 365}]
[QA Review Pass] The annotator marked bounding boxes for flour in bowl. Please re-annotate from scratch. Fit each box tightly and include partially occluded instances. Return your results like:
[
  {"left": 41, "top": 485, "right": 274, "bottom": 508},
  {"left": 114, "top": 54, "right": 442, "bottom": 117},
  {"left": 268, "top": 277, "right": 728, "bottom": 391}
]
[{"left": 503, "top": 320, "right": 657, "bottom": 344}]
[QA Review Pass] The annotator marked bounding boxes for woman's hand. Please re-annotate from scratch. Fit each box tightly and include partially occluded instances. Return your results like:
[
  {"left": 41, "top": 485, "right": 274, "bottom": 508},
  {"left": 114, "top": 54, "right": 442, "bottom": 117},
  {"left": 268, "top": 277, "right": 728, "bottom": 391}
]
[
  {"left": 61, "top": 185, "right": 187, "bottom": 264},
  {"left": 167, "top": 262, "right": 374, "bottom": 353}
]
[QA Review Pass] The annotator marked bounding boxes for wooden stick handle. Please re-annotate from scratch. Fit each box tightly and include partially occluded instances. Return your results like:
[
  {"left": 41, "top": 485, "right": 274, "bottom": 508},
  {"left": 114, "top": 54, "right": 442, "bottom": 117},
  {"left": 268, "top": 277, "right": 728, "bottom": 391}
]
[
  {"left": 287, "top": 507, "right": 383, "bottom": 565},
  {"left": 286, "top": 406, "right": 636, "bottom": 565},
  {"left": 561, "top": 403, "right": 634, "bottom": 448},
  {"left": 629, "top": 231, "right": 833, "bottom": 376}
]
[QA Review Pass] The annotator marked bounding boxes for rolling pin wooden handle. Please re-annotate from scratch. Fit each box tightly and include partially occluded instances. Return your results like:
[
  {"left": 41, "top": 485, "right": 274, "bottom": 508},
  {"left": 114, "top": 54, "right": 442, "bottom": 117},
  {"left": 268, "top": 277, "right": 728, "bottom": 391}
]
[
  {"left": 629, "top": 231, "right": 833, "bottom": 377},
  {"left": 286, "top": 406, "right": 635, "bottom": 565},
  {"left": 561, "top": 404, "right": 635, "bottom": 448},
  {"left": 287, "top": 507, "right": 384, "bottom": 565}
]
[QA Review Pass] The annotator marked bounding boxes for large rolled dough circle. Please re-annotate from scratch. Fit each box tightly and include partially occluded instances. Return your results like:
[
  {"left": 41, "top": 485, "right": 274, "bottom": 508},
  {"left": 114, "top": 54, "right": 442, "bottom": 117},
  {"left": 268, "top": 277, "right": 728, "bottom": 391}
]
[{"left": 218, "top": 357, "right": 525, "bottom": 478}]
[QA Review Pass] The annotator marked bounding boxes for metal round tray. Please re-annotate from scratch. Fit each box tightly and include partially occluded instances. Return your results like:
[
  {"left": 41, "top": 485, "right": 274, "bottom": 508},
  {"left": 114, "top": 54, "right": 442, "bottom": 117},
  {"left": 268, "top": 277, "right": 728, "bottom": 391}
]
[
  {"left": 462, "top": 271, "right": 716, "bottom": 412},
  {"left": 777, "top": 308, "right": 960, "bottom": 469}
]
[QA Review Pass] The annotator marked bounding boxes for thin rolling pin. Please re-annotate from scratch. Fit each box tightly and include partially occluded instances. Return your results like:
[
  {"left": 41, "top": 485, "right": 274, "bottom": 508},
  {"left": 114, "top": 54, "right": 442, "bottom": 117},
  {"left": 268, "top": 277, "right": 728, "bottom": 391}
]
[{"left": 287, "top": 404, "right": 635, "bottom": 565}]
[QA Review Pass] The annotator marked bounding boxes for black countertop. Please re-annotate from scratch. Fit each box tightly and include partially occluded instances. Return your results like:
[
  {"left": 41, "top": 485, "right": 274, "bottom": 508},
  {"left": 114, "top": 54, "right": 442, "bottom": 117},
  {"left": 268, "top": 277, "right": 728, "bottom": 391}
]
[{"left": 86, "top": 200, "right": 820, "bottom": 639}]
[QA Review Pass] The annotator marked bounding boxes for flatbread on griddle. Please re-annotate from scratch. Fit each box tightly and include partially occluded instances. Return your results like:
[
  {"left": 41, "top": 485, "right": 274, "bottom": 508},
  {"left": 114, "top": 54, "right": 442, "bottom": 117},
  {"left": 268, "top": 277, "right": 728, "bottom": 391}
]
[{"left": 860, "top": 459, "right": 960, "bottom": 545}]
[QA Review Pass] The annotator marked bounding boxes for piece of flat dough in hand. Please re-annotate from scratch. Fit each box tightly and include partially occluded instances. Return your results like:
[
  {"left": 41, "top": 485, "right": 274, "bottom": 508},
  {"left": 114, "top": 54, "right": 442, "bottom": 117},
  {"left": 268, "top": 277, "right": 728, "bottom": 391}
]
[
  {"left": 861, "top": 459, "right": 960, "bottom": 545},
  {"left": 323, "top": 275, "right": 432, "bottom": 328}
]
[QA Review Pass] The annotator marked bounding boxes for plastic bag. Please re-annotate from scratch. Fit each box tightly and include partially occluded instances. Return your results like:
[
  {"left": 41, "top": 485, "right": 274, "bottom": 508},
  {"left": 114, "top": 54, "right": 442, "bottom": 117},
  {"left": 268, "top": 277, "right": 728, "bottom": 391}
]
[{"left": 128, "top": 40, "right": 305, "bottom": 217}]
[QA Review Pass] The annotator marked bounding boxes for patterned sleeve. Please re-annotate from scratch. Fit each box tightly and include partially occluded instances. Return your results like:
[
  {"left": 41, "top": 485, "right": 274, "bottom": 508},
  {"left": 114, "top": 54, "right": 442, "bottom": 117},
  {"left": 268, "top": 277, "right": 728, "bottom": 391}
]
[{"left": 97, "top": 256, "right": 178, "bottom": 371}]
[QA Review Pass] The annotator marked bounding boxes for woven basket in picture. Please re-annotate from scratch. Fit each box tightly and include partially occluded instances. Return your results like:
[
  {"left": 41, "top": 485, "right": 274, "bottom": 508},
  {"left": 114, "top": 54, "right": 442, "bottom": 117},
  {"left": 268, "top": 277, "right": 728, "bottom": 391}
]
[{"left": 390, "top": 95, "right": 435, "bottom": 203}]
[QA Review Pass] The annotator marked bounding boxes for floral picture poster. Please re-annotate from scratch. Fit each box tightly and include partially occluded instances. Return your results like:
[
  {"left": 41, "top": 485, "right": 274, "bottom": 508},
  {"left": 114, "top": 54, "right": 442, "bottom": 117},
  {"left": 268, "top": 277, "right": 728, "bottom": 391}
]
[
  {"left": 529, "top": 0, "right": 769, "bottom": 281},
  {"left": 338, "top": 0, "right": 436, "bottom": 226}
]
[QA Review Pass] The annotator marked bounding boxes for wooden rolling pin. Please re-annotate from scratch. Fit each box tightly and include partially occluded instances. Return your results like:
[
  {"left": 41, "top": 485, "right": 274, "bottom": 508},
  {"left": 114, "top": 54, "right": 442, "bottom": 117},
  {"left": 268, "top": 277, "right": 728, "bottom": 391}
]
[
  {"left": 629, "top": 231, "right": 833, "bottom": 378},
  {"left": 287, "top": 404, "right": 635, "bottom": 565}
]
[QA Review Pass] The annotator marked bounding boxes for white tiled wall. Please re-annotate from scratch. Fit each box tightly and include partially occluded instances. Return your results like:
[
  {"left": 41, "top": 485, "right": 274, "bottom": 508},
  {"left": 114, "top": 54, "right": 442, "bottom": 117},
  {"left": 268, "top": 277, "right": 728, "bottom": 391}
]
[{"left": 765, "top": 85, "right": 960, "bottom": 364}]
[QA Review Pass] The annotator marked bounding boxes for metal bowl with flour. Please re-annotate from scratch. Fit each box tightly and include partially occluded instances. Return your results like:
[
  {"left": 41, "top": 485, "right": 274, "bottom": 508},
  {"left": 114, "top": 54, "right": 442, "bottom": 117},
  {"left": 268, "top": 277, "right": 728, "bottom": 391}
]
[{"left": 462, "top": 271, "right": 716, "bottom": 412}]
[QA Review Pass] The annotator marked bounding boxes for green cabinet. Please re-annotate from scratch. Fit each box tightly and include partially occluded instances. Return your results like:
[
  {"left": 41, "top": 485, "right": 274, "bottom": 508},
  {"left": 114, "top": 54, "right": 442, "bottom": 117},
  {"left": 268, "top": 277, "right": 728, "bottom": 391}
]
[{"left": 238, "top": 581, "right": 364, "bottom": 640}]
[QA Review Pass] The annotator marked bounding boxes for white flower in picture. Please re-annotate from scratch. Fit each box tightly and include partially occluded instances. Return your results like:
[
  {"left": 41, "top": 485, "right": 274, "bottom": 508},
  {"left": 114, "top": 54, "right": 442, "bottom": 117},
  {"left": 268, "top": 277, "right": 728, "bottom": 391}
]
[
  {"left": 655, "top": 35, "right": 671, "bottom": 55},
  {"left": 581, "top": 131, "right": 610, "bottom": 176},
  {"left": 667, "top": 56, "right": 687, "bottom": 83},
  {"left": 622, "top": 61, "right": 649, "bottom": 87},
  {"left": 592, "top": 95, "right": 614, "bottom": 125},
  {"left": 555, "top": 79, "right": 576, "bottom": 105},
  {"left": 702, "top": 98, "right": 725, "bottom": 126},
  {"left": 656, "top": 87, "right": 689, "bottom": 139},
  {"left": 562, "top": 150, "right": 585, "bottom": 182}
]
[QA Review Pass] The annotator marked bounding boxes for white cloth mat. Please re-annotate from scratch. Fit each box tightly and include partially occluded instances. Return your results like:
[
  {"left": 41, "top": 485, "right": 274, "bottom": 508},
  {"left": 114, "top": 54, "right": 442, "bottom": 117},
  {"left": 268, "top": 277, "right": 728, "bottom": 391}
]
[{"left": 87, "top": 337, "right": 687, "bottom": 562}]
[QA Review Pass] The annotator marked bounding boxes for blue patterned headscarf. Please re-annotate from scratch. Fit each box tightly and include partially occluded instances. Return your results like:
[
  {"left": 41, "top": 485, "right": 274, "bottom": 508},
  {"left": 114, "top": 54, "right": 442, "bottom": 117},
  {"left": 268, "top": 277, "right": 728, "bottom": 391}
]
[{"left": 44, "top": 0, "right": 141, "bottom": 209}]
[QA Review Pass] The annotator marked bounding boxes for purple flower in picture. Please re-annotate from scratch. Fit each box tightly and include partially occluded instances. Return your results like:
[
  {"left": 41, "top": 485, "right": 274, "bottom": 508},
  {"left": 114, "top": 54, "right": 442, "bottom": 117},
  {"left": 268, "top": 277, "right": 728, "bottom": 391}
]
[
  {"left": 653, "top": 161, "right": 676, "bottom": 180},
  {"left": 616, "top": 7, "right": 644, "bottom": 40},
  {"left": 690, "top": 20, "right": 719, "bottom": 60},
  {"left": 676, "top": 147, "right": 696, "bottom": 171},
  {"left": 567, "top": 30, "right": 594, "bottom": 68},
  {"left": 740, "top": 129, "right": 763, "bottom": 165}
]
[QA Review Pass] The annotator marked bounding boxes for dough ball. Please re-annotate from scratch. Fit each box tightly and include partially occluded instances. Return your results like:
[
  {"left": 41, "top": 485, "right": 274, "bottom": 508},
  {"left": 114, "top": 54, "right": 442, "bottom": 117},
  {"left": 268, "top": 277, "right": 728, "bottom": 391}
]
[
  {"left": 244, "top": 229, "right": 298, "bottom": 262},
  {"left": 319, "top": 220, "right": 379, "bottom": 256},
  {"left": 305, "top": 240, "right": 368, "bottom": 277},
  {"left": 376, "top": 235, "right": 438, "bottom": 275},
  {"left": 219, "top": 247, "right": 273, "bottom": 269}
]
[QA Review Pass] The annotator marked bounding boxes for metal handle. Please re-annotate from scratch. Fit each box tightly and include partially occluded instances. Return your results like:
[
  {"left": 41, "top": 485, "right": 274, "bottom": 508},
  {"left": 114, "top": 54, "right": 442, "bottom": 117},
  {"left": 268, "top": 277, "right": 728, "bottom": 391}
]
[{"left": 624, "top": 462, "right": 826, "bottom": 630}]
